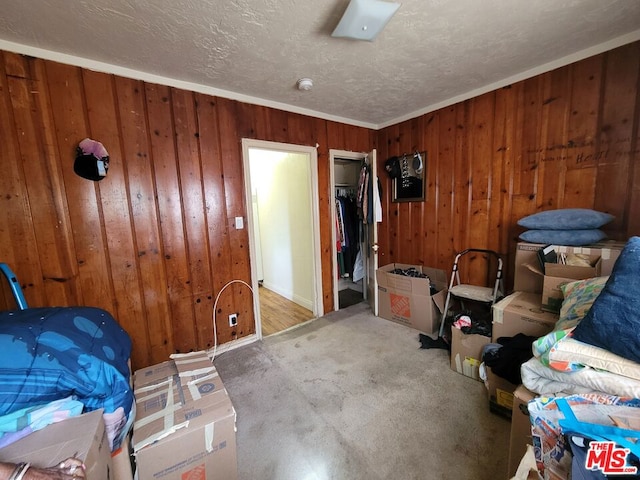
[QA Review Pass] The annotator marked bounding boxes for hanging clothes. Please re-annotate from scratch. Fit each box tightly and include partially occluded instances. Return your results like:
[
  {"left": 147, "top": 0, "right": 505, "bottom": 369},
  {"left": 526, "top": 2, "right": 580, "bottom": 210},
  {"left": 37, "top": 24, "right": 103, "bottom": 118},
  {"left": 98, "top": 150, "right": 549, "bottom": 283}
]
[
  {"left": 356, "top": 162, "right": 382, "bottom": 224},
  {"left": 356, "top": 163, "right": 368, "bottom": 218},
  {"left": 335, "top": 194, "right": 359, "bottom": 278},
  {"left": 335, "top": 206, "right": 344, "bottom": 279},
  {"left": 336, "top": 199, "right": 346, "bottom": 248}
]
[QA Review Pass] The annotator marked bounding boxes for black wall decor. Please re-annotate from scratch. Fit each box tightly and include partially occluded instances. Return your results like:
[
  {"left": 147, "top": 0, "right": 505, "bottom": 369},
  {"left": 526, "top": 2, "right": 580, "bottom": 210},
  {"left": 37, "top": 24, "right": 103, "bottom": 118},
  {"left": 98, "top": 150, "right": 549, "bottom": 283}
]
[{"left": 392, "top": 151, "right": 426, "bottom": 202}]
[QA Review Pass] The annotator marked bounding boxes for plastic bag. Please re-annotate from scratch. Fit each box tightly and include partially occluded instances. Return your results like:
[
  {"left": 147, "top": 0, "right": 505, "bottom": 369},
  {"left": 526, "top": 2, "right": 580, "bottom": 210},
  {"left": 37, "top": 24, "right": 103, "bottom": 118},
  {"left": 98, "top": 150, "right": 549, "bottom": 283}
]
[{"left": 352, "top": 249, "right": 364, "bottom": 282}]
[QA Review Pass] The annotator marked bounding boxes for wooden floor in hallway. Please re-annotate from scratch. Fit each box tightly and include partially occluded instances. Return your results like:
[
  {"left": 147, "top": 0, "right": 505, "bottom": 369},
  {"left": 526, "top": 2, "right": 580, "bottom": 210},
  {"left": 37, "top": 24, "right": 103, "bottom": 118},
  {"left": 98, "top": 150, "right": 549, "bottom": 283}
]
[{"left": 259, "top": 286, "right": 315, "bottom": 336}]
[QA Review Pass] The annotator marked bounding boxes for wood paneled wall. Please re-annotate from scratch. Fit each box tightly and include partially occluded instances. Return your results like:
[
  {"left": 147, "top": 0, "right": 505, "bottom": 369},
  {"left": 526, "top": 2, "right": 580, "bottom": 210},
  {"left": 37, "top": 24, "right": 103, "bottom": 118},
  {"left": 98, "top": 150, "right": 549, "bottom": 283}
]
[
  {"left": 376, "top": 41, "right": 640, "bottom": 290},
  {"left": 0, "top": 51, "right": 373, "bottom": 369},
  {"left": 1, "top": 41, "right": 639, "bottom": 369}
]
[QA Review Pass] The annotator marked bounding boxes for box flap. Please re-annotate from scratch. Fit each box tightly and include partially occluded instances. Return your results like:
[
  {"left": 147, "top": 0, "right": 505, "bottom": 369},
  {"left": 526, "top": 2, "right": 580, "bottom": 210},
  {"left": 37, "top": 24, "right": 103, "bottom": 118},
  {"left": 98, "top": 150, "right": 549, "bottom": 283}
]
[
  {"left": 171, "top": 351, "right": 216, "bottom": 378},
  {"left": 522, "top": 262, "right": 543, "bottom": 277},
  {"left": 513, "top": 385, "right": 536, "bottom": 402},
  {"left": 544, "top": 256, "right": 601, "bottom": 280},
  {"left": 421, "top": 267, "right": 448, "bottom": 289},
  {"left": 431, "top": 289, "right": 447, "bottom": 314},
  {"left": 0, "top": 409, "right": 104, "bottom": 468},
  {"left": 134, "top": 359, "right": 178, "bottom": 389}
]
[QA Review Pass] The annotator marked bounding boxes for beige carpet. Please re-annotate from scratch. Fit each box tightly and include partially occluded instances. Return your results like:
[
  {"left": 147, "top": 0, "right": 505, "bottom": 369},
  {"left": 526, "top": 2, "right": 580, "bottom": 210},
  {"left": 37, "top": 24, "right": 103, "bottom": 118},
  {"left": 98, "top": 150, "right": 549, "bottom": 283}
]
[{"left": 214, "top": 302, "right": 511, "bottom": 480}]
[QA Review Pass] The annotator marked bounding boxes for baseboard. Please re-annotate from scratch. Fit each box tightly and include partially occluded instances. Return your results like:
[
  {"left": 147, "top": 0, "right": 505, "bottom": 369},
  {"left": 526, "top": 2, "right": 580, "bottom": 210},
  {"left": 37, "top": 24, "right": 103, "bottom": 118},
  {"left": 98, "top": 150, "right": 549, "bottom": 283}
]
[
  {"left": 209, "top": 333, "right": 259, "bottom": 360},
  {"left": 261, "top": 281, "right": 313, "bottom": 310}
]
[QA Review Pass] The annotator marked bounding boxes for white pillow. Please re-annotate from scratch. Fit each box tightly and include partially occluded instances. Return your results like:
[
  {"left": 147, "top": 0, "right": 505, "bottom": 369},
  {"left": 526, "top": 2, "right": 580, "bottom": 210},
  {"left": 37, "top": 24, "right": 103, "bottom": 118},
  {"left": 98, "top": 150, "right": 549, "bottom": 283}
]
[{"left": 550, "top": 337, "right": 640, "bottom": 381}]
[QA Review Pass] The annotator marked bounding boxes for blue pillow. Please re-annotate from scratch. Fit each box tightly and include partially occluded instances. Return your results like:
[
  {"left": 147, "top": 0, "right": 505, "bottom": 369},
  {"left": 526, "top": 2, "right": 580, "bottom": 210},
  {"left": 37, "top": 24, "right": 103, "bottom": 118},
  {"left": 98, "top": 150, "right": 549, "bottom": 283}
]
[
  {"left": 519, "top": 229, "right": 606, "bottom": 246},
  {"left": 572, "top": 236, "right": 640, "bottom": 363},
  {"left": 518, "top": 209, "right": 614, "bottom": 230}
]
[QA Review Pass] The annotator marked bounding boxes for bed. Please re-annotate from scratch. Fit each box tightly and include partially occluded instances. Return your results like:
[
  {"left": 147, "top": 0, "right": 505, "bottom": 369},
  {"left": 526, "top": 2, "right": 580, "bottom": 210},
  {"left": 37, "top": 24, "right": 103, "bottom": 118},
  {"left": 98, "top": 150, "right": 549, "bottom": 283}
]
[
  {"left": 521, "top": 236, "right": 640, "bottom": 399},
  {"left": 0, "top": 305, "right": 134, "bottom": 452}
]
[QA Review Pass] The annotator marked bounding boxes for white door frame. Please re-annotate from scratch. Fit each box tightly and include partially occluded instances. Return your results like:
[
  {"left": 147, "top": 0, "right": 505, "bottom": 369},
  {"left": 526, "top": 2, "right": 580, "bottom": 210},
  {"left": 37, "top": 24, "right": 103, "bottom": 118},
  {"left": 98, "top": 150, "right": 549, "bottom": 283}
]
[
  {"left": 329, "top": 149, "right": 368, "bottom": 312},
  {"left": 242, "top": 139, "right": 323, "bottom": 340}
]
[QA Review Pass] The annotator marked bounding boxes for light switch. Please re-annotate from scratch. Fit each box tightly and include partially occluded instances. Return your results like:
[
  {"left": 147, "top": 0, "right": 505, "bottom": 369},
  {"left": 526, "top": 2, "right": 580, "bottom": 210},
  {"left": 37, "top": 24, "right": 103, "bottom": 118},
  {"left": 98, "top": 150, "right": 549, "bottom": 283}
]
[{"left": 235, "top": 216, "right": 244, "bottom": 229}]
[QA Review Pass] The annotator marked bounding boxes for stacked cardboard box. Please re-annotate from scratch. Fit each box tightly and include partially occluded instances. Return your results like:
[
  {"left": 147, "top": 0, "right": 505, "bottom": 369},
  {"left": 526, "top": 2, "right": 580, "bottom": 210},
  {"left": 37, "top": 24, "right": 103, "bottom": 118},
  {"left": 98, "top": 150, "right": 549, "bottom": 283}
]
[
  {"left": 132, "top": 351, "right": 237, "bottom": 480},
  {"left": 496, "top": 241, "right": 624, "bottom": 475},
  {"left": 491, "top": 291, "right": 559, "bottom": 341},
  {"left": 513, "top": 241, "right": 623, "bottom": 295},
  {"left": 487, "top": 291, "right": 558, "bottom": 417}
]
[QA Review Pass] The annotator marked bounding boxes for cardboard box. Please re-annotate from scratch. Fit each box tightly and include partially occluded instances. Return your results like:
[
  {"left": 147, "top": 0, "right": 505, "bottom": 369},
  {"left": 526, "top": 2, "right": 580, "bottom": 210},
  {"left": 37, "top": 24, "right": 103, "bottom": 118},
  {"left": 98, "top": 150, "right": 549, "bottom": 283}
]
[
  {"left": 513, "top": 241, "right": 623, "bottom": 294},
  {"left": 541, "top": 256, "right": 602, "bottom": 313},
  {"left": 450, "top": 327, "right": 490, "bottom": 381},
  {"left": 491, "top": 291, "right": 559, "bottom": 342},
  {"left": 0, "top": 409, "right": 112, "bottom": 478},
  {"left": 486, "top": 367, "right": 518, "bottom": 419},
  {"left": 508, "top": 385, "right": 536, "bottom": 479},
  {"left": 376, "top": 263, "right": 447, "bottom": 334},
  {"left": 112, "top": 433, "right": 133, "bottom": 480},
  {"left": 133, "top": 351, "right": 238, "bottom": 480}
]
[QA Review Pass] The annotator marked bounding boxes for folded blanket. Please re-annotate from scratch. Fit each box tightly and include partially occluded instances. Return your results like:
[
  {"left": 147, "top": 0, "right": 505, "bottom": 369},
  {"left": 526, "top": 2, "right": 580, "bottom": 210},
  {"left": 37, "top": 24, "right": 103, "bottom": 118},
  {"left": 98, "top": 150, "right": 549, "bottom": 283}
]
[
  {"left": 521, "top": 357, "right": 640, "bottom": 398},
  {"left": 0, "top": 396, "right": 83, "bottom": 448}
]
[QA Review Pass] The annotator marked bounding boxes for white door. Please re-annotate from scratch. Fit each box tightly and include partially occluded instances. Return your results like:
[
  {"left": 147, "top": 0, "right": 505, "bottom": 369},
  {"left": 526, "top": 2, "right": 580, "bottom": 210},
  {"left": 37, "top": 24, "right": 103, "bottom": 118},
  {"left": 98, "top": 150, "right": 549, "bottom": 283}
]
[{"left": 365, "top": 149, "right": 379, "bottom": 316}]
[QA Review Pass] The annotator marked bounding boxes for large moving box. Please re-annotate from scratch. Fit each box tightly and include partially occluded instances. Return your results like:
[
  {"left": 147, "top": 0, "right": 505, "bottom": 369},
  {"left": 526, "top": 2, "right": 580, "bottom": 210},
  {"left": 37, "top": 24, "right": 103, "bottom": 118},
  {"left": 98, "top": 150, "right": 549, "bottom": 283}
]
[
  {"left": 377, "top": 263, "right": 447, "bottom": 334},
  {"left": 513, "top": 241, "right": 623, "bottom": 294},
  {"left": 0, "top": 409, "right": 112, "bottom": 479},
  {"left": 133, "top": 351, "right": 237, "bottom": 480},
  {"left": 491, "top": 291, "right": 559, "bottom": 342}
]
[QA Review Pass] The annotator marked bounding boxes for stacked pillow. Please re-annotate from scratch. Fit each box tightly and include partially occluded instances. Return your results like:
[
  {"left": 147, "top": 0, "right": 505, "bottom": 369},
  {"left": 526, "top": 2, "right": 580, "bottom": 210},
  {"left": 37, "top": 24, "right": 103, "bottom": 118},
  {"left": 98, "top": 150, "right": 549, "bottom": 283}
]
[{"left": 518, "top": 208, "right": 613, "bottom": 246}]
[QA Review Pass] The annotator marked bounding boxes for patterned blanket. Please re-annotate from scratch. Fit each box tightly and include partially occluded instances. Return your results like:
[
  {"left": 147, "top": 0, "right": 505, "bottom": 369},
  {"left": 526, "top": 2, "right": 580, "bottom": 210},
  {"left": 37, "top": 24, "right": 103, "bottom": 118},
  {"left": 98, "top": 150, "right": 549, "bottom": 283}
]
[{"left": 0, "top": 307, "right": 133, "bottom": 450}]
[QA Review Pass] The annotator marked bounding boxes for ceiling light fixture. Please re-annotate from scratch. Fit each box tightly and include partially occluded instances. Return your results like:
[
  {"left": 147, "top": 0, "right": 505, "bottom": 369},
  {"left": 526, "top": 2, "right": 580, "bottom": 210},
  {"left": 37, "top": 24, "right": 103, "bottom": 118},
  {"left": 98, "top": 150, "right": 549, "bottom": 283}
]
[
  {"left": 297, "top": 78, "right": 314, "bottom": 91},
  {"left": 331, "top": 0, "right": 401, "bottom": 42}
]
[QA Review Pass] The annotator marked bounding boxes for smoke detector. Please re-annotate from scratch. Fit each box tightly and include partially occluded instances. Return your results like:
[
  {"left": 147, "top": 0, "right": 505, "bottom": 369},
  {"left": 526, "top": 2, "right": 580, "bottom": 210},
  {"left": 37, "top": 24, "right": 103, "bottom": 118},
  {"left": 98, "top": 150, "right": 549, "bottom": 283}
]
[{"left": 297, "top": 78, "right": 313, "bottom": 91}]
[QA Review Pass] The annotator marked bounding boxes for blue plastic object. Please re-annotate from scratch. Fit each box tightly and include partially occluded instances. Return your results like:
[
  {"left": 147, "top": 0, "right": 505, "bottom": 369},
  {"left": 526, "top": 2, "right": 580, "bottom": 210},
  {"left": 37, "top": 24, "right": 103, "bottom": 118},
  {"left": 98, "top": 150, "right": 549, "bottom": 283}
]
[{"left": 0, "top": 263, "right": 28, "bottom": 310}]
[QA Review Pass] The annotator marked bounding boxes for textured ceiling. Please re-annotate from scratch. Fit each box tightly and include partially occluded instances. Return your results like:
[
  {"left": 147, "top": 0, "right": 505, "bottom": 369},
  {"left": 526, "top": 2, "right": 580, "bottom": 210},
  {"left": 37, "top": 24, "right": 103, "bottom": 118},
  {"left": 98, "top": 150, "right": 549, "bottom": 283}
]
[{"left": 1, "top": 0, "right": 639, "bottom": 128}]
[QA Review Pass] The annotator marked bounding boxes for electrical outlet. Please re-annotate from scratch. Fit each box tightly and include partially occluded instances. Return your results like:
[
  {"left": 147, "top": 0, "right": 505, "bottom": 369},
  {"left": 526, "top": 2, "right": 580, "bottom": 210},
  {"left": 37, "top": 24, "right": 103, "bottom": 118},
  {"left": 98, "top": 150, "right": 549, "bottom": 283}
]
[{"left": 228, "top": 313, "right": 238, "bottom": 327}]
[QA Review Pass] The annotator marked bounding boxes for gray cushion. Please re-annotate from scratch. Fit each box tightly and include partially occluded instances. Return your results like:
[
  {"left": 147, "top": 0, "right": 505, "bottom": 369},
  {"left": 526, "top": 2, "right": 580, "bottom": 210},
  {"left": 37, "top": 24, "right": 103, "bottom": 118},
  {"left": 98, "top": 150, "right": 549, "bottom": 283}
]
[
  {"left": 518, "top": 209, "right": 614, "bottom": 230},
  {"left": 519, "top": 229, "right": 607, "bottom": 246}
]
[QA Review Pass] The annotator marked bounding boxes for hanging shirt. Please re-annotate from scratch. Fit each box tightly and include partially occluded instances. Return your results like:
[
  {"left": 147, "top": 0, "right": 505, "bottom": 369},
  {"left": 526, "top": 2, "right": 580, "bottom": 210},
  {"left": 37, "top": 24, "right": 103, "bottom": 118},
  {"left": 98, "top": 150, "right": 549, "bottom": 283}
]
[
  {"left": 336, "top": 199, "right": 346, "bottom": 247},
  {"left": 373, "top": 176, "right": 382, "bottom": 223}
]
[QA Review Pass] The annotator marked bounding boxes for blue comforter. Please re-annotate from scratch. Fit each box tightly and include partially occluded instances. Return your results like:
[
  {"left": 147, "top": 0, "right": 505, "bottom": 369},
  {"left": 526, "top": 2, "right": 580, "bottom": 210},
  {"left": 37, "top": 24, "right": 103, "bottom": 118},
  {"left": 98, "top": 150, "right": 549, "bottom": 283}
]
[{"left": 0, "top": 307, "right": 133, "bottom": 433}]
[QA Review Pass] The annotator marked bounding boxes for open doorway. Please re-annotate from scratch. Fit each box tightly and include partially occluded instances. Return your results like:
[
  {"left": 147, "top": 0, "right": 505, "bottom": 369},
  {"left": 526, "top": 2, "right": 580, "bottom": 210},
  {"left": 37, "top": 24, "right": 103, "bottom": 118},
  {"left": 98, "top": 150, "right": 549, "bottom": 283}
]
[{"left": 242, "top": 139, "right": 323, "bottom": 338}]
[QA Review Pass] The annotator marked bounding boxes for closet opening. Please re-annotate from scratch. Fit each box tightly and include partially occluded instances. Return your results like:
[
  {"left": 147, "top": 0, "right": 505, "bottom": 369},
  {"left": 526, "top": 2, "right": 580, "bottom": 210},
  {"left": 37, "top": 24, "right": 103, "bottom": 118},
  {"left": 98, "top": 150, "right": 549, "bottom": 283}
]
[{"left": 331, "top": 151, "right": 369, "bottom": 311}]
